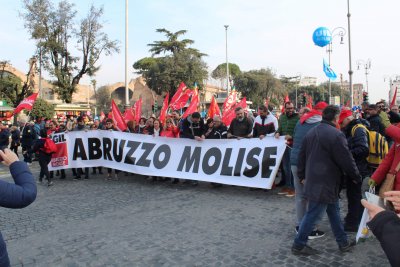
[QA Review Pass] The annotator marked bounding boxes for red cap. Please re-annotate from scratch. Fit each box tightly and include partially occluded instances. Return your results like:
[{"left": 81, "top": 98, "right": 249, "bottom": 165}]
[
  {"left": 313, "top": 102, "right": 328, "bottom": 111},
  {"left": 338, "top": 109, "right": 353, "bottom": 125}
]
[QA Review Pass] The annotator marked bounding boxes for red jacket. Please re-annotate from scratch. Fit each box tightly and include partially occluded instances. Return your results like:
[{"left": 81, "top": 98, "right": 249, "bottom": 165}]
[
  {"left": 160, "top": 126, "right": 179, "bottom": 138},
  {"left": 372, "top": 124, "right": 400, "bottom": 190}
]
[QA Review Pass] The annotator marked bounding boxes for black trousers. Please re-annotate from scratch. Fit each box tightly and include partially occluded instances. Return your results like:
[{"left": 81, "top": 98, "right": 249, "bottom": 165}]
[
  {"left": 39, "top": 154, "right": 52, "bottom": 181},
  {"left": 21, "top": 144, "right": 33, "bottom": 163},
  {"left": 344, "top": 178, "right": 363, "bottom": 227}
]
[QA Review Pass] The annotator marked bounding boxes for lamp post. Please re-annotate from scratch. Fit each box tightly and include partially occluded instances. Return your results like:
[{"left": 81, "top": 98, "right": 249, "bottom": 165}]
[
  {"left": 124, "top": 0, "right": 129, "bottom": 108},
  {"left": 347, "top": 0, "right": 354, "bottom": 107},
  {"left": 224, "top": 25, "right": 230, "bottom": 94},
  {"left": 326, "top": 27, "right": 346, "bottom": 104},
  {"left": 356, "top": 59, "right": 371, "bottom": 93}
]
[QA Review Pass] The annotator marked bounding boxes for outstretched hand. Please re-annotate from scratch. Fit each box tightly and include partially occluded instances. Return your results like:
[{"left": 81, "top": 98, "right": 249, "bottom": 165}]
[{"left": 0, "top": 148, "right": 20, "bottom": 167}]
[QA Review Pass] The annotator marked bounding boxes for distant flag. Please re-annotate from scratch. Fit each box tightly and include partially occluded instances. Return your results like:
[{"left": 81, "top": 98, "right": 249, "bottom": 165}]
[
  {"left": 222, "top": 97, "right": 247, "bottom": 126},
  {"left": 170, "top": 82, "right": 193, "bottom": 110},
  {"left": 13, "top": 93, "right": 39, "bottom": 115},
  {"left": 281, "top": 94, "right": 290, "bottom": 113},
  {"left": 182, "top": 88, "right": 199, "bottom": 119},
  {"left": 159, "top": 93, "right": 170, "bottom": 124},
  {"left": 222, "top": 89, "right": 237, "bottom": 114},
  {"left": 111, "top": 100, "right": 127, "bottom": 131},
  {"left": 133, "top": 98, "right": 142, "bottom": 123},
  {"left": 123, "top": 106, "right": 135, "bottom": 123},
  {"left": 207, "top": 96, "right": 221, "bottom": 119},
  {"left": 306, "top": 95, "right": 313, "bottom": 109},
  {"left": 323, "top": 59, "right": 337, "bottom": 80},
  {"left": 100, "top": 111, "right": 105, "bottom": 121},
  {"left": 390, "top": 87, "right": 398, "bottom": 108}
]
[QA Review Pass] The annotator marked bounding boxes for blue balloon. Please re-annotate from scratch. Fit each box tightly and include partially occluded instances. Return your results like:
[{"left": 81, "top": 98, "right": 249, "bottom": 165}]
[{"left": 312, "top": 27, "right": 332, "bottom": 47}]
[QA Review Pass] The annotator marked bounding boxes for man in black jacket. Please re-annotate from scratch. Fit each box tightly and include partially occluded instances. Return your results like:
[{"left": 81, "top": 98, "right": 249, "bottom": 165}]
[
  {"left": 21, "top": 122, "right": 37, "bottom": 164},
  {"left": 205, "top": 115, "right": 228, "bottom": 139},
  {"left": 339, "top": 109, "right": 370, "bottom": 232},
  {"left": 292, "top": 105, "right": 361, "bottom": 256},
  {"left": 180, "top": 112, "right": 205, "bottom": 140}
]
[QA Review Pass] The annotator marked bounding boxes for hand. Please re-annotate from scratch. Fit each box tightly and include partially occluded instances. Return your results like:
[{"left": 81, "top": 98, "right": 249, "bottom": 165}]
[
  {"left": 383, "top": 191, "right": 400, "bottom": 211},
  {"left": 227, "top": 133, "right": 232, "bottom": 138},
  {"left": 368, "top": 179, "right": 377, "bottom": 187},
  {"left": 201, "top": 135, "right": 205, "bottom": 139},
  {"left": 194, "top": 136, "right": 203, "bottom": 141},
  {"left": 361, "top": 199, "right": 385, "bottom": 220},
  {"left": 274, "top": 133, "right": 280, "bottom": 139},
  {"left": 0, "top": 148, "right": 20, "bottom": 167},
  {"left": 259, "top": 135, "right": 265, "bottom": 140},
  {"left": 285, "top": 135, "right": 292, "bottom": 140},
  {"left": 300, "top": 179, "right": 305, "bottom": 185}
]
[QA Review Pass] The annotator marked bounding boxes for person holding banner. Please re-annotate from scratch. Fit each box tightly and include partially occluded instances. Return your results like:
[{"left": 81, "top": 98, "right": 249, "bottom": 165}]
[
  {"left": 143, "top": 117, "right": 155, "bottom": 135},
  {"left": 292, "top": 105, "right": 361, "bottom": 256},
  {"left": 72, "top": 117, "right": 89, "bottom": 180},
  {"left": 275, "top": 102, "right": 299, "bottom": 196},
  {"left": 152, "top": 119, "right": 162, "bottom": 137},
  {"left": 205, "top": 115, "right": 227, "bottom": 140},
  {"left": 104, "top": 118, "right": 120, "bottom": 180},
  {"left": 180, "top": 112, "right": 206, "bottom": 185},
  {"left": 160, "top": 118, "right": 180, "bottom": 138},
  {"left": 227, "top": 107, "right": 253, "bottom": 139}
]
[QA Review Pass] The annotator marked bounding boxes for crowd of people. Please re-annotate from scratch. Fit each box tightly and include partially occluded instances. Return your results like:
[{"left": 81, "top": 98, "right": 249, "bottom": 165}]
[{"left": 1, "top": 100, "right": 400, "bottom": 265}]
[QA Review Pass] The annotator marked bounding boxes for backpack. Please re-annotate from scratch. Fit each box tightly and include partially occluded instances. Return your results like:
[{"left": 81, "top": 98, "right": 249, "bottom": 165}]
[
  {"left": 351, "top": 124, "right": 389, "bottom": 167},
  {"left": 41, "top": 138, "right": 57, "bottom": 154}
]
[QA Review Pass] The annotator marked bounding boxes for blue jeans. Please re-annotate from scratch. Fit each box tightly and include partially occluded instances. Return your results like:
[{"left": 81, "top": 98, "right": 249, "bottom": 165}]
[
  {"left": 293, "top": 200, "right": 348, "bottom": 248},
  {"left": 291, "top": 165, "right": 306, "bottom": 226},
  {"left": 282, "top": 147, "right": 293, "bottom": 189}
]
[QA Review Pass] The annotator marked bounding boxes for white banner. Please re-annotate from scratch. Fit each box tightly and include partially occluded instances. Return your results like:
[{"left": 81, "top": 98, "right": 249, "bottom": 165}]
[{"left": 49, "top": 131, "right": 287, "bottom": 189}]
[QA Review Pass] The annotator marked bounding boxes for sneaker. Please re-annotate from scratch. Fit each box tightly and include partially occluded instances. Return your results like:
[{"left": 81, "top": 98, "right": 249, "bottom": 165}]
[
  {"left": 285, "top": 189, "right": 295, "bottom": 197},
  {"left": 291, "top": 245, "right": 320, "bottom": 256},
  {"left": 308, "top": 230, "right": 325, "bottom": 240},
  {"left": 339, "top": 240, "right": 356, "bottom": 252},
  {"left": 48, "top": 181, "right": 54, "bottom": 187},
  {"left": 278, "top": 188, "right": 289, "bottom": 195}
]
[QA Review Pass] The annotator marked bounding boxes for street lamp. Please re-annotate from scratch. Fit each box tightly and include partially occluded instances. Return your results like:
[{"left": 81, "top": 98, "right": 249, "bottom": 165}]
[
  {"left": 356, "top": 59, "right": 371, "bottom": 93},
  {"left": 347, "top": 0, "right": 354, "bottom": 107},
  {"left": 326, "top": 27, "right": 346, "bottom": 104},
  {"left": 124, "top": 0, "right": 129, "bottom": 108},
  {"left": 224, "top": 25, "right": 230, "bottom": 94}
]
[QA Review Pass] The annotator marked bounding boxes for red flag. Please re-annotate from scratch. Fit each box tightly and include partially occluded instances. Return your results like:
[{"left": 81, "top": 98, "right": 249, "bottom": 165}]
[
  {"left": 170, "top": 82, "right": 193, "bottom": 110},
  {"left": 391, "top": 87, "right": 397, "bottom": 108},
  {"left": 107, "top": 111, "right": 113, "bottom": 119},
  {"left": 182, "top": 88, "right": 199, "bottom": 119},
  {"left": 111, "top": 100, "right": 127, "bottom": 131},
  {"left": 222, "top": 90, "right": 237, "bottom": 114},
  {"left": 13, "top": 93, "right": 39, "bottom": 115},
  {"left": 222, "top": 97, "right": 247, "bottom": 126},
  {"left": 133, "top": 98, "right": 142, "bottom": 123},
  {"left": 159, "top": 93, "right": 170, "bottom": 124},
  {"left": 123, "top": 107, "right": 135, "bottom": 123},
  {"left": 207, "top": 96, "right": 221, "bottom": 119},
  {"left": 281, "top": 94, "right": 290, "bottom": 113},
  {"left": 100, "top": 111, "right": 105, "bottom": 121}
]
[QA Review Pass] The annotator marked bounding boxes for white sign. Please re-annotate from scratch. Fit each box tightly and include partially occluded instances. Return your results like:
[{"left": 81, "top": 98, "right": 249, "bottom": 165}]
[{"left": 49, "top": 131, "right": 287, "bottom": 189}]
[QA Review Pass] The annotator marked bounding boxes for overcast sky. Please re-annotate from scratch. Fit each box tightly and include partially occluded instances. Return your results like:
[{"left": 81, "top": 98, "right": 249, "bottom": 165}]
[{"left": 1, "top": 0, "right": 400, "bottom": 103}]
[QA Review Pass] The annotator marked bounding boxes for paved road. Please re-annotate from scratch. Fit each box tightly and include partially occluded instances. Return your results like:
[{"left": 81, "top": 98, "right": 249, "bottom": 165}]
[{"left": 0, "top": 162, "right": 389, "bottom": 267}]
